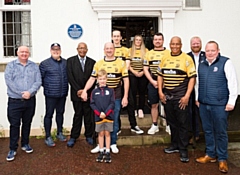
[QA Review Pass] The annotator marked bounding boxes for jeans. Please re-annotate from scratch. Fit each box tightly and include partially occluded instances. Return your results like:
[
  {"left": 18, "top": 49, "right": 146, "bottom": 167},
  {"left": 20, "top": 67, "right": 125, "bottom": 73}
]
[
  {"left": 44, "top": 96, "right": 66, "bottom": 138},
  {"left": 199, "top": 104, "right": 228, "bottom": 161},
  {"left": 111, "top": 99, "right": 121, "bottom": 145},
  {"left": 7, "top": 96, "right": 36, "bottom": 150}
]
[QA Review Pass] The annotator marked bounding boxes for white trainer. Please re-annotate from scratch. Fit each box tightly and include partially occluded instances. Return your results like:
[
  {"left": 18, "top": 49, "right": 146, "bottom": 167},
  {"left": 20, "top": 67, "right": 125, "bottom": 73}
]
[
  {"left": 135, "top": 110, "right": 138, "bottom": 117},
  {"left": 131, "top": 126, "right": 144, "bottom": 134},
  {"left": 147, "top": 124, "right": 159, "bottom": 135},
  {"left": 91, "top": 145, "right": 100, "bottom": 153},
  {"left": 110, "top": 144, "right": 119, "bottom": 154},
  {"left": 165, "top": 125, "right": 171, "bottom": 135},
  {"left": 138, "top": 109, "right": 144, "bottom": 118}
]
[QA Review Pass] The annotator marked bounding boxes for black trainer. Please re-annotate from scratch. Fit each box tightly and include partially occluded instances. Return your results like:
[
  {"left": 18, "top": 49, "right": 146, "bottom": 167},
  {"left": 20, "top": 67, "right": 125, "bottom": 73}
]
[
  {"left": 180, "top": 152, "right": 189, "bottom": 163},
  {"left": 96, "top": 152, "right": 104, "bottom": 162},
  {"left": 105, "top": 152, "right": 111, "bottom": 163},
  {"left": 164, "top": 146, "right": 180, "bottom": 154}
]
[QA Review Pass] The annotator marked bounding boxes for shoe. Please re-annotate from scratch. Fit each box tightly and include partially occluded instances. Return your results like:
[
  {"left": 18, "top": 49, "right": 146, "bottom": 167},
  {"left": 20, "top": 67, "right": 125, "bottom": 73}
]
[
  {"left": 180, "top": 152, "right": 189, "bottom": 163},
  {"left": 138, "top": 109, "right": 144, "bottom": 118},
  {"left": 110, "top": 144, "right": 119, "bottom": 154},
  {"left": 131, "top": 126, "right": 144, "bottom": 134},
  {"left": 6, "top": 150, "right": 16, "bottom": 161},
  {"left": 45, "top": 136, "right": 56, "bottom": 147},
  {"left": 21, "top": 144, "right": 33, "bottom": 153},
  {"left": 147, "top": 124, "right": 159, "bottom": 135},
  {"left": 56, "top": 132, "right": 67, "bottom": 142},
  {"left": 219, "top": 161, "right": 228, "bottom": 173},
  {"left": 195, "top": 155, "right": 217, "bottom": 163},
  {"left": 86, "top": 137, "right": 93, "bottom": 145},
  {"left": 67, "top": 138, "right": 76, "bottom": 147},
  {"left": 165, "top": 125, "right": 171, "bottom": 135},
  {"left": 135, "top": 110, "right": 138, "bottom": 117},
  {"left": 91, "top": 145, "right": 100, "bottom": 153},
  {"left": 105, "top": 152, "right": 112, "bottom": 163},
  {"left": 117, "top": 130, "right": 121, "bottom": 135},
  {"left": 164, "top": 146, "right": 179, "bottom": 154},
  {"left": 161, "top": 118, "right": 167, "bottom": 127},
  {"left": 96, "top": 152, "right": 104, "bottom": 162}
]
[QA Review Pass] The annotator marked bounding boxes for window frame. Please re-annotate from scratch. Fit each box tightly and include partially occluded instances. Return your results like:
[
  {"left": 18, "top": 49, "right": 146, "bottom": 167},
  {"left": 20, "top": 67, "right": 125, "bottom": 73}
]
[
  {"left": 182, "top": 0, "right": 202, "bottom": 11},
  {"left": 0, "top": 0, "right": 31, "bottom": 62}
]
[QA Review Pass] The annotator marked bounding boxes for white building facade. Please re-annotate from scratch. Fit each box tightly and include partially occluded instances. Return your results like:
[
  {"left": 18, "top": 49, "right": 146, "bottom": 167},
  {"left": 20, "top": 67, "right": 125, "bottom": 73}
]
[{"left": 0, "top": 0, "right": 239, "bottom": 136}]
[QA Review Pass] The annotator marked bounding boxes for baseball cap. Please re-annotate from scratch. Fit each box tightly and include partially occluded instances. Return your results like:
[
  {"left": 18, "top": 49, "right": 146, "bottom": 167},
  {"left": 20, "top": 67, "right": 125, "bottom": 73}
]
[{"left": 51, "top": 43, "right": 61, "bottom": 49}]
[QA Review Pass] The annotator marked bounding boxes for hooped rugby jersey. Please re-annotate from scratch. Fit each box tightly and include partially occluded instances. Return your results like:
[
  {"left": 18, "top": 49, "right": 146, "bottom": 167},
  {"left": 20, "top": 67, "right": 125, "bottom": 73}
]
[
  {"left": 91, "top": 58, "right": 128, "bottom": 99},
  {"left": 157, "top": 52, "right": 196, "bottom": 100},
  {"left": 129, "top": 48, "right": 148, "bottom": 72},
  {"left": 143, "top": 49, "right": 170, "bottom": 80},
  {"left": 114, "top": 46, "right": 130, "bottom": 61}
]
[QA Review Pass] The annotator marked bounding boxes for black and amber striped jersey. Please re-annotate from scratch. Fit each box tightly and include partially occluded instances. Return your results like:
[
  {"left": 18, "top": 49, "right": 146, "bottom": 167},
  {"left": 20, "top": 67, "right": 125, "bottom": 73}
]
[
  {"left": 157, "top": 52, "right": 196, "bottom": 100},
  {"left": 129, "top": 48, "right": 148, "bottom": 72},
  {"left": 143, "top": 49, "right": 170, "bottom": 80},
  {"left": 91, "top": 58, "right": 128, "bottom": 99},
  {"left": 114, "top": 46, "right": 130, "bottom": 61}
]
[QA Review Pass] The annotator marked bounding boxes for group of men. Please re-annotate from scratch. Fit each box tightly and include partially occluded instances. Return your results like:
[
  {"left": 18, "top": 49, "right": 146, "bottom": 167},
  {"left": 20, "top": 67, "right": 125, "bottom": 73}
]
[{"left": 4, "top": 31, "right": 238, "bottom": 173}]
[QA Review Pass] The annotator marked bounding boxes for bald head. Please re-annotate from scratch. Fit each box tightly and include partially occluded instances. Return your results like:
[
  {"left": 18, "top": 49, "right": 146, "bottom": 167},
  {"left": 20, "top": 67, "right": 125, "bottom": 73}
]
[
  {"left": 170, "top": 36, "right": 182, "bottom": 55},
  {"left": 104, "top": 42, "right": 115, "bottom": 59}
]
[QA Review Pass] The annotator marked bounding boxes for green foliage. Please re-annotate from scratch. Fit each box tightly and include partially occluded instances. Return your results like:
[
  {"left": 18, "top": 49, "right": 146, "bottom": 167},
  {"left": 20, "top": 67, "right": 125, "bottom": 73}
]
[
  {"left": 36, "top": 115, "right": 69, "bottom": 140},
  {"left": 0, "top": 124, "right": 5, "bottom": 138}
]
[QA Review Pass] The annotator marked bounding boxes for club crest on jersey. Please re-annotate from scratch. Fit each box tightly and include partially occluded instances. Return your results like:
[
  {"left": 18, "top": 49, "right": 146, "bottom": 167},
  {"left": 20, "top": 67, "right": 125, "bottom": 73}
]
[{"left": 105, "top": 90, "right": 110, "bottom": 95}]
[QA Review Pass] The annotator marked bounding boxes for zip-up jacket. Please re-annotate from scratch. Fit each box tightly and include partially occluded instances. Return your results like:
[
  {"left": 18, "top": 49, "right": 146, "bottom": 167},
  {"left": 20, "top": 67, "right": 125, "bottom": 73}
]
[{"left": 90, "top": 85, "right": 115, "bottom": 122}]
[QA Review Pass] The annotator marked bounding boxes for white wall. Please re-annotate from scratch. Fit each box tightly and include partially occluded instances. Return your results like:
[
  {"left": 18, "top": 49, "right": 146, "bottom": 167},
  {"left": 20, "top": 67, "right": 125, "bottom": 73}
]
[
  {"left": 173, "top": 0, "right": 240, "bottom": 90},
  {"left": 31, "top": 0, "right": 100, "bottom": 62},
  {"left": 1, "top": 0, "right": 240, "bottom": 135}
]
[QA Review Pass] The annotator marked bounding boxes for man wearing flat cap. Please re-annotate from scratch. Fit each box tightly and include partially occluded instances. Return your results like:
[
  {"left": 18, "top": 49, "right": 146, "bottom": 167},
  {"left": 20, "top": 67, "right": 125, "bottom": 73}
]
[{"left": 39, "top": 43, "right": 69, "bottom": 147}]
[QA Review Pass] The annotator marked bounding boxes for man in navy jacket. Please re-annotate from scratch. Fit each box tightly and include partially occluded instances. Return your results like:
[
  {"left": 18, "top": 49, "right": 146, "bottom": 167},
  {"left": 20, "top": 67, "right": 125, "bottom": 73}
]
[{"left": 39, "top": 43, "right": 68, "bottom": 147}]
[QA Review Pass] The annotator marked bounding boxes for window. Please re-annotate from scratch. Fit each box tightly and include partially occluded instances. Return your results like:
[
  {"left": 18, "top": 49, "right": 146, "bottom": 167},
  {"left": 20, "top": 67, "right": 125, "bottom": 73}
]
[
  {"left": 183, "top": 0, "right": 201, "bottom": 10},
  {"left": 1, "top": 0, "right": 31, "bottom": 57}
]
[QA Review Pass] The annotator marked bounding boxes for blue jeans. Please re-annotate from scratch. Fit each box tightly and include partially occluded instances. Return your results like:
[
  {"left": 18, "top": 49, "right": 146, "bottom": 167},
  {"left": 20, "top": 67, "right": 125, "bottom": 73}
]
[
  {"left": 110, "top": 99, "right": 121, "bottom": 145},
  {"left": 7, "top": 96, "right": 36, "bottom": 150},
  {"left": 199, "top": 104, "right": 228, "bottom": 161},
  {"left": 44, "top": 96, "right": 66, "bottom": 138}
]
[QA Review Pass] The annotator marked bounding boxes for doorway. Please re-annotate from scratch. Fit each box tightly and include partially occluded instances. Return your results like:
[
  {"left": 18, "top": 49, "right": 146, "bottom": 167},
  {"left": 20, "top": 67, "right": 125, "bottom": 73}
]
[{"left": 112, "top": 17, "right": 158, "bottom": 50}]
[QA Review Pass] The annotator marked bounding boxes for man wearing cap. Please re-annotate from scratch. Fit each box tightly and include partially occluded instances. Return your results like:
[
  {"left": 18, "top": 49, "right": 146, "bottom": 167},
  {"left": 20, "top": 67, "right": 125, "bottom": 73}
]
[{"left": 39, "top": 43, "right": 69, "bottom": 147}]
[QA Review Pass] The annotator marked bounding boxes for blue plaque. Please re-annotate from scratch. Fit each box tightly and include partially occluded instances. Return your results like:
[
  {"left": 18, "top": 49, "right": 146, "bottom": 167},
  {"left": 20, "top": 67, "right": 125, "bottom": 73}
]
[{"left": 68, "top": 24, "right": 83, "bottom": 39}]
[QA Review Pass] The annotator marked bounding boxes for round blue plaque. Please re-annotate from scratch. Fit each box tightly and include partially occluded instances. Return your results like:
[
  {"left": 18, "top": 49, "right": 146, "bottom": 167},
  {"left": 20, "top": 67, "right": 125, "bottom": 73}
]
[{"left": 68, "top": 24, "right": 83, "bottom": 39}]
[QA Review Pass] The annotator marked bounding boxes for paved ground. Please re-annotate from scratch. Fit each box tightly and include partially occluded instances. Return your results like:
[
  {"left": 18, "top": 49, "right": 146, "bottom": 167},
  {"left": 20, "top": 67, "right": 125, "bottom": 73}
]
[{"left": 0, "top": 137, "right": 240, "bottom": 175}]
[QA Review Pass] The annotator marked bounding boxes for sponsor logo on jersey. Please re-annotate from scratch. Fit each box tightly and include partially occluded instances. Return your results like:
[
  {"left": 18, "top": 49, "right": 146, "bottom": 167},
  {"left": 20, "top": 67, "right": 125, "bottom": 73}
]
[
  {"left": 163, "top": 69, "right": 176, "bottom": 74},
  {"left": 108, "top": 74, "right": 116, "bottom": 78}
]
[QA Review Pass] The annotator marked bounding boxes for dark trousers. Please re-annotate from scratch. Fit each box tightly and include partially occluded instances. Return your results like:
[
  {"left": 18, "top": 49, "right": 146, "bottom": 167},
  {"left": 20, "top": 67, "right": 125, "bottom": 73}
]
[
  {"left": 44, "top": 96, "right": 66, "bottom": 138},
  {"left": 70, "top": 100, "right": 94, "bottom": 139},
  {"left": 164, "top": 99, "right": 189, "bottom": 154},
  {"left": 188, "top": 92, "right": 200, "bottom": 137},
  {"left": 7, "top": 96, "right": 36, "bottom": 150},
  {"left": 129, "top": 74, "right": 148, "bottom": 110},
  {"left": 119, "top": 87, "right": 137, "bottom": 129}
]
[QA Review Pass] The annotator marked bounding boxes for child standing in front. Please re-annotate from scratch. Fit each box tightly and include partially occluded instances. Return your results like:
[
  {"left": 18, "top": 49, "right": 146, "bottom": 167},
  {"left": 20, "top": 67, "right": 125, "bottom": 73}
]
[{"left": 90, "top": 69, "right": 115, "bottom": 163}]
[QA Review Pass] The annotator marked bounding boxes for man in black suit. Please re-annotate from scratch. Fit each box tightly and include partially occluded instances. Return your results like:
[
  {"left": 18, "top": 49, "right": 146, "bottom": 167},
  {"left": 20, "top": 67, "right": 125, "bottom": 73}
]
[
  {"left": 67, "top": 42, "right": 96, "bottom": 147},
  {"left": 187, "top": 36, "right": 205, "bottom": 145}
]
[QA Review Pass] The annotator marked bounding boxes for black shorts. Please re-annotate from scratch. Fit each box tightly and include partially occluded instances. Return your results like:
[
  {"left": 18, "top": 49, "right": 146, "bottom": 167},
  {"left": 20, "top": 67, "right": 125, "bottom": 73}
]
[{"left": 147, "top": 83, "right": 159, "bottom": 105}]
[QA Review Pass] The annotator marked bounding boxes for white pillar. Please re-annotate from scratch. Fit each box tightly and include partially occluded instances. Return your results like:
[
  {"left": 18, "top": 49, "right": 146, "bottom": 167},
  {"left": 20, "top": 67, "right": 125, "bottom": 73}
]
[
  {"left": 161, "top": 11, "right": 176, "bottom": 46},
  {"left": 97, "top": 11, "right": 112, "bottom": 60}
]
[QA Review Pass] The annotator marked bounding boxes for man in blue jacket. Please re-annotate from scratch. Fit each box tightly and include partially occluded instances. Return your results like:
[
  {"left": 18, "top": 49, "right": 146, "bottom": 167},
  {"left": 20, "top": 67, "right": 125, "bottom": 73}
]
[{"left": 39, "top": 43, "right": 69, "bottom": 147}]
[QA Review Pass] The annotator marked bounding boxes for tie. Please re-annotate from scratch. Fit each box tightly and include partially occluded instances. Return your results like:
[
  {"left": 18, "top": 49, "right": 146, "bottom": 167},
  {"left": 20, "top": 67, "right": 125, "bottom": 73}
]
[{"left": 80, "top": 58, "right": 84, "bottom": 71}]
